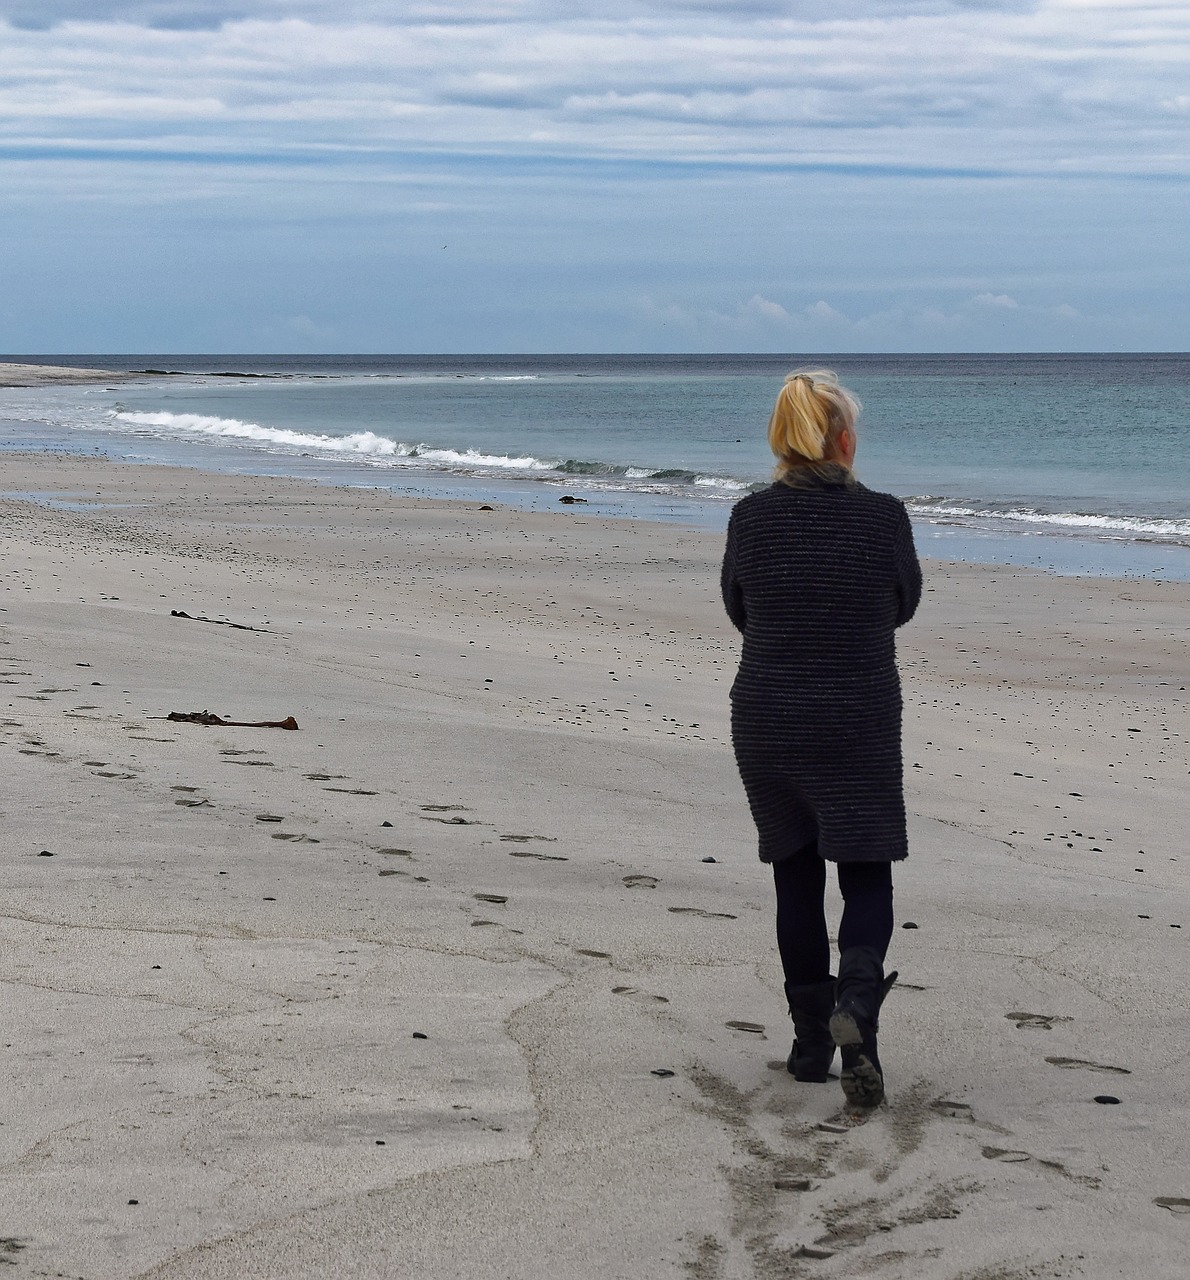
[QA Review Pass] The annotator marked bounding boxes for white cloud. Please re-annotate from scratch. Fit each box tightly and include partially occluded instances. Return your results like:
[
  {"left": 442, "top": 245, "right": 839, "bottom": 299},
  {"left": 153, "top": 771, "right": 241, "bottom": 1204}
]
[
  {"left": 285, "top": 313, "right": 334, "bottom": 338},
  {"left": 804, "top": 300, "right": 847, "bottom": 323},
  {"left": 0, "top": 2, "right": 1188, "bottom": 175},
  {"left": 629, "top": 289, "right": 1103, "bottom": 348},
  {"left": 742, "top": 293, "right": 791, "bottom": 323},
  {"left": 0, "top": 2, "right": 1040, "bottom": 29},
  {"left": 3, "top": 1, "right": 1189, "bottom": 351}
]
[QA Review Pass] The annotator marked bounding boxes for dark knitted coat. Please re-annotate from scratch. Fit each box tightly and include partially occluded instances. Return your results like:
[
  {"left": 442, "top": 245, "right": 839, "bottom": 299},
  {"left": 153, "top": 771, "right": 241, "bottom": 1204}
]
[{"left": 721, "top": 466, "right": 922, "bottom": 864}]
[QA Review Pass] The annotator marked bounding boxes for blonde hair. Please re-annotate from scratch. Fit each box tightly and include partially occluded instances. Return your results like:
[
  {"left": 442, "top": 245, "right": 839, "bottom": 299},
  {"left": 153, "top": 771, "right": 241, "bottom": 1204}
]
[{"left": 768, "top": 369, "right": 860, "bottom": 482}]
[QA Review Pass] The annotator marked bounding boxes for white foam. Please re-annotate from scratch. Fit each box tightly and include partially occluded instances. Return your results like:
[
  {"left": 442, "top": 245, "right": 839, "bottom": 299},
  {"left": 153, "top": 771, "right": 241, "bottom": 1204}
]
[
  {"left": 111, "top": 410, "right": 405, "bottom": 456},
  {"left": 110, "top": 410, "right": 556, "bottom": 471},
  {"left": 908, "top": 500, "right": 1190, "bottom": 541},
  {"left": 411, "top": 445, "right": 555, "bottom": 470}
]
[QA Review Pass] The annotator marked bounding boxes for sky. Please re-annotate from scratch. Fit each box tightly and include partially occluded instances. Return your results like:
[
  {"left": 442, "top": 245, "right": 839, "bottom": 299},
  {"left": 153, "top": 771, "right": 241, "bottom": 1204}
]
[{"left": 1, "top": 0, "right": 1188, "bottom": 353}]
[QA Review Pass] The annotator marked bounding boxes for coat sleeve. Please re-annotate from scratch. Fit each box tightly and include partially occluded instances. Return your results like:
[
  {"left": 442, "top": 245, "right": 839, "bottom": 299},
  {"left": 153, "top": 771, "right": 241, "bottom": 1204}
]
[
  {"left": 721, "top": 510, "right": 747, "bottom": 633},
  {"left": 892, "top": 503, "right": 922, "bottom": 628}
]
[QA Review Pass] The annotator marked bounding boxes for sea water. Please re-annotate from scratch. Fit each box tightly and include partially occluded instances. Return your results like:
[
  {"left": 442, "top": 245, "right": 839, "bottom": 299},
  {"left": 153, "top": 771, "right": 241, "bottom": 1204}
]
[{"left": 2, "top": 353, "right": 1189, "bottom": 579}]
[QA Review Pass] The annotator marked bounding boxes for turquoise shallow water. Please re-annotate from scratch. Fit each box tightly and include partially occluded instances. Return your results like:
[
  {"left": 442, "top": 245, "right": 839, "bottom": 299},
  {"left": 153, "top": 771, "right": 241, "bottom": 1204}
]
[{"left": 3, "top": 353, "right": 1189, "bottom": 578}]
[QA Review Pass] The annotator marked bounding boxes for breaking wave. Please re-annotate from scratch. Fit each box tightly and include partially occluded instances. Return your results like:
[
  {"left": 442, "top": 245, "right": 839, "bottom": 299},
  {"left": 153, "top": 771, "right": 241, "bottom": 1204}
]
[{"left": 106, "top": 409, "right": 754, "bottom": 498}]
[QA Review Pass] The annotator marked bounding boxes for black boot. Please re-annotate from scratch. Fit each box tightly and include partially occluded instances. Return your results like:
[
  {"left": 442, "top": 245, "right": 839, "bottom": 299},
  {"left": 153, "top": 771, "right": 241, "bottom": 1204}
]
[
  {"left": 829, "top": 948, "right": 897, "bottom": 1107},
  {"left": 784, "top": 979, "right": 837, "bottom": 1082}
]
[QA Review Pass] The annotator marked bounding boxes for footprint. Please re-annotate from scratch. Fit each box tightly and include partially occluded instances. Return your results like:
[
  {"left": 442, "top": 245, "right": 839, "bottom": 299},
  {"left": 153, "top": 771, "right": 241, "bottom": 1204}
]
[
  {"left": 668, "top": 906, "right": 738, "bottom": 920},
  {"left": 981, "top": 1147, "right": 1031, "bottom": 1164},
  {"left": 176, "top": 797, "right": 213, "bottom": 808},
  {"left": 377, "top": 848, "right": 414, "bottom": 858},
  {"left": 172, "top": 785, "right": 200, "bottom": 792},
  {"left": 725, "top": 1020, "right": 766, "bottom": 1035},
  {"left": 509, "top": 850, "right": 569, "bottom": 861},
  {"left": 474, "top": 893, "right": 508, "bottom": 904},
  {"left": 421, "top": 814, "right": 478, "bottom": 824},
  {"left": 623, "top": 874, "right": 658, "bottom": 889},
  {"left": 1006, "top": 1012, "right": 1073, "bottom": 1031},
  {"left": 613, "top": 986, "right": 669, "bottom": 1004},
  {"left": 255, "top": 814, "right": 284, "bottom": 823},
  {"left": 930, "top": 1098, "right": 1011, "bottom": 1135},
  {"left": 378, "top": 869, "right": 406, "bottom": 878},
  {"left": 982, "top": 1146, "right": 1100, "bottom": 1188},
  {"left": 94, "top": 770, "right": 136, "bottom": 779},
  {"left": 575, "top": 948, "right": 611, "bottom": 959},
  {"left": 1045, "top": 1056, "right": 1131, "bottom": 1075},
  {"left": 1154, "top": 1197, "right": 1190, "bottom": 1214},
  {"left": 219, "top": 748, "right": 265, "bottom": 757},
  {"left": 323, "top": 786, "right": 377, "bottom": 794},
  {"left": 271, "top": 833, "right": 320, "bottom": 843},
  {"left": 305, "top": 772, "right": 347, "bottom": 781},
  {"left": 500, "top": 833, "right": 558, "bottom": 844},
  {"left": 421, "top": 804, "right": 469, "bottom": 812},
  {"left": 226, "top": 760, "right": 275, "bottom": 768}
]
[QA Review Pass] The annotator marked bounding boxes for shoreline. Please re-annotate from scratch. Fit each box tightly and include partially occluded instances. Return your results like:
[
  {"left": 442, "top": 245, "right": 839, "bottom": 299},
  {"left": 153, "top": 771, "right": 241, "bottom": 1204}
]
[
  {"left": 3, "top": 434, "right": 1189, "bottom": 580},
  {"left": 0, "top": 451, "right": 1187, "bottom": 1277},
  {"left": 4, "top": 358, "right": 1190, "bottom": 581},
  {"left": 0, "top": 361, "right": 140, "bottom": 387}
]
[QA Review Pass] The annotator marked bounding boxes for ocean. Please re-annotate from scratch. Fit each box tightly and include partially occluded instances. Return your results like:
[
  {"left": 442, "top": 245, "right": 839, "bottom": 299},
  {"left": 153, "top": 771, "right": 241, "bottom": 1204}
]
[{"left": 3, "top": 353, "right": 1189, "bottom": 579}]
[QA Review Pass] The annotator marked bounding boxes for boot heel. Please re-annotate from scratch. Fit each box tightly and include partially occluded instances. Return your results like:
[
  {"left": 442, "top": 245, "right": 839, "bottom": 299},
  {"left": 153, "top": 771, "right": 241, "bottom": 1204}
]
[
  {"left": 828, "top": 1008, "right": 862, "bottom": 1048},
  {"left": 831, "top": 948, "right": 895, "bottom": 1108}
]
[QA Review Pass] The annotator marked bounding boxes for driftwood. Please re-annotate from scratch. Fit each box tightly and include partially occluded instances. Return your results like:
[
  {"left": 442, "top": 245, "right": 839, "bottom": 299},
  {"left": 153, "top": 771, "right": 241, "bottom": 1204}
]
[
  {"left": 166, "top": 711, "right": 299, "bottom": 730},
  {"left": 170, "top": 609, "right": 268, "bottom": 633}
]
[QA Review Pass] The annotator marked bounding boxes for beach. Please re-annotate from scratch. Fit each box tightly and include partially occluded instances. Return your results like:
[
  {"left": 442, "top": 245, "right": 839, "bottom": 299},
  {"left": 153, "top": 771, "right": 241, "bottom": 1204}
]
[
  {"left": 0, "top": 363, "right": 137, "bottom": 387},
  {"left": 1, "top": 449, "right": 1187, "bottom": 1279}
]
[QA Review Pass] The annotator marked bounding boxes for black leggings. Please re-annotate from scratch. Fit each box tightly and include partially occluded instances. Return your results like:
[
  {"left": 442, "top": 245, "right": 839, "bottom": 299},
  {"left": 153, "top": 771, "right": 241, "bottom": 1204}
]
[{"left": 773, "top": 844, "right": 893, "bottom": 986}]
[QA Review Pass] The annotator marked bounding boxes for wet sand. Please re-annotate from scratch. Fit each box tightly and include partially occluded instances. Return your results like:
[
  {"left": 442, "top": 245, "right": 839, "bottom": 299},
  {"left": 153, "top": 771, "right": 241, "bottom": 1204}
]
[{"left": 0, "top": 452, "right": 1186, "bottom": 1278}]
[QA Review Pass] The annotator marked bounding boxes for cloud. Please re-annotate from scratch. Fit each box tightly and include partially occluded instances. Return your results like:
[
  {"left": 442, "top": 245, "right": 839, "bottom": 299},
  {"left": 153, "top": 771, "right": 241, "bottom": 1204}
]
[
  {"left": 0, "top": 2, "right": 1187, "bottom": 178},
  {"left": 628, "top": 286, "right": 1101, "bottom": 349},
  {"left": 2, "top": 1, "right": 1189, "bottom": 352},
  {"left": 804, "top": 300, "right": 847, "bottom": 323},
  {"left": 635, "top": 293, "right": 863, "bottom": 339},
  {"left": 0, "top": 2, "right": 1042, "bottom": 30},
  {"left": 285, "top": 313, "right": 334, "bottom": 339},
  {"left": 742, "top": 293, "right": 792, "bottom": 323}
]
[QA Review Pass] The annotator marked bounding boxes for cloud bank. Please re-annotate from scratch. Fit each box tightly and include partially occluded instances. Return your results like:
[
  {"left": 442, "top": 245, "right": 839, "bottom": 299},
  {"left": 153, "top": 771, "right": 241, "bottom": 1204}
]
[
  {"left": 2, "top": 0, "right": 1188, "bottom": 350},
  {"left": 1, "top": 1, "right": 1188, "bottom": 175}
]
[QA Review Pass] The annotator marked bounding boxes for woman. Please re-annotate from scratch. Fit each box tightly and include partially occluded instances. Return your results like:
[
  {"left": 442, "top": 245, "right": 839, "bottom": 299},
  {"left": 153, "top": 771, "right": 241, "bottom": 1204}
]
[{"left": 721, "top": 370, "right": 921, "bottom": 1107}]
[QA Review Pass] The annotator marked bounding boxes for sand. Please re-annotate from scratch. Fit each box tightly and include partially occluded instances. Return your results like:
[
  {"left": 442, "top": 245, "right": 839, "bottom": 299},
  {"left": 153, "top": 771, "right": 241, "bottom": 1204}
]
[
  {"left": 0, "top": 363, "right": 137, "bottom": 387},
  {"left": 0, "top": 452, "right": 1186, "bottom": 1279}
]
